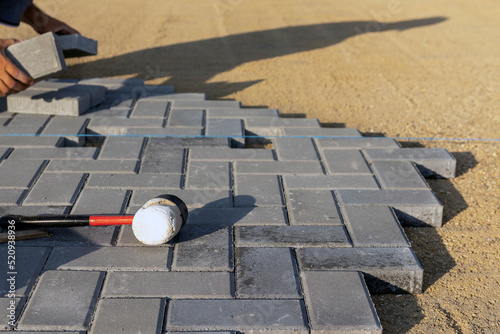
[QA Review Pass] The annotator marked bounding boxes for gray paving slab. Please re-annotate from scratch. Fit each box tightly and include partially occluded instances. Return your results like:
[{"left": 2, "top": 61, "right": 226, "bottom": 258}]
[
  {"left": 0, "top": 159, "right": 46, "bottom": 188},
  {"left": 46, "top": 159, "right": 139, "bottom": 173},
  {"left": 85, "top": 107, "right": 130, "bottom": 118},
  {"left": 99, "top": 136, "right": 145, "bottom": 160},
  {"left": 172, "top": 226, "right": 232, "bottom": 271},
  {"left": 23, "top": 172, "right": 86, "bottom": 206},
  {"left": 283, "top": 127, "right": 362, "bottom": 137},
  {"left": 0, "top": 205, "right": 69, "bottom": 216},
  {"left": 234, "top": 174, "right": 284, "bottom": 207},
  {"left": 336, "top": 189, "right": 443, "bottom": 227},
  {"left": 297, "top": 247, "right": 423, "bottom": 293},
  {"left": 0, "top": 135, "right": 62, "bottom": 148},
  {"left": 186, "top": 206, "right": 288, "bottom": 226},
  {"left": 79, "top": 78, "right": 144, "bottom": 86},
  {"left": 275, "top": 137, "right": 319, "bottom": 161},
  {"left": 6, "top": 114, "right": 51, "bottom": 128},
  {"left": 103, "top": 271, "right": 233, "bottom": 297},
  {"left": 235, "top": 225, "right": 351, "bottom": 247},
  {"left": 87, "top": 118, "right": 163, "bottom": 135},
  {"left": 205, "top": 118, "right": 244, "bottom": 147},
  {"left": 44, "top": 246, "right": 171, "bottom": 270},
  {"left": 315, "top": 137, "right": 400, "bottom": 149},
  {"left": 246, "top": 117, "right": 320, "bottom": 128},
  {"left": 235, "top": 160, "right": 324, "bottom": 174},
  {"left": 284, "top": 174, "right": 380, "bottom": 190},
  {"left": 140, "top": 146, "right": 186, "bottom": 174},
  {"left": 167, "top": 108, "right": 205, "bottom": 127},
  {"left": 16, "top": 226, "right": 117, "bottom": 246},
  {"left": 131, "top": 99, "right": 170, "bottom": 118},
  {"left": 41, "top": 116, "right": 88, "bottom": 146},
  {"left": 322, "top": 149, "right": 372, "bottom": 174},
  {"left": 130, "top": 189, "right": 232, "bottom": 209},
  {"left": 0, "top": 297, "right": 23, "bottom": 330},
  {"left": 125, "top": 127, "right": 203, "bottom": 137},
  {"left": 0, "top": 188, "right": 26, "bottom": 205},
  {"left": 172, "top": 100, "right": 241, "bottom": 109},
  {"left": 301, "top": 271, "right": 382, "bottom": 333},
  {"left": 89, "top": 298, "right": 164, "bottom": 334},
  {"left": 6, "top": 32, "right": 66, "bottom": 79},
  {"left": 208, "top": 108, "right": 279, "bottom": 118},
  {"left": 285, "top": 189, "right": 343, "bottom": 225},
  {"left": 0, "top": 125, "right": 43, "bottom": 134},
  {"left": 235, "top": 247, "right": 301, "bottom": 299},
  {"left": 71, "top": 188, "right": 130, "bottom": 215},
  {"left": 0, "top": 246, "right": 50, "bottom": 297},
  {"left": 341, "top": 206, "right": 410, "bottom": 248},
  {"left": 18, "top": 270, "right": 104, "bottom": 331},
  {"left": 371, "top": 160, "right": 429, "bottom": 189},
  {"left": 189, "top": 147, "right": 275, "bottom": 161},
  {"left": 8, "top": 147, "right": 98, "bottom": 160},
  {"left": 186, "top": 161, "right": 231, "bottom": 189},
  {"left": 56, "top": 34, "right": 98, "bottom": 58},
  {"left": 86, "top": 173, "right": 181, "bottom": 189},
  {"left": 167, "top": 299, "right": 308, "bottom": 332},
  {"left": 147, "top": 136, "right": 230, "bottom": 148},
  {"left": 0, "top": 147, "right": 11, "bottom": 161},
  {"left": 139, "top": 92, "right": 203, "bottom": 101}
]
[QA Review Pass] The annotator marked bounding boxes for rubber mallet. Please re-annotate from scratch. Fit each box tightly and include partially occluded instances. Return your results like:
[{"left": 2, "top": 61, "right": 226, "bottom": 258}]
[{"left": 0, "top": 194, "right": 188, "bottom": 245}]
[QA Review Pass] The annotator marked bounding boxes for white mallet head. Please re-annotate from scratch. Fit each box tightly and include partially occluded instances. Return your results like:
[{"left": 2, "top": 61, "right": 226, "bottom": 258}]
[{"left": 132, "top": 195, "right": 188, "bottom": 245}]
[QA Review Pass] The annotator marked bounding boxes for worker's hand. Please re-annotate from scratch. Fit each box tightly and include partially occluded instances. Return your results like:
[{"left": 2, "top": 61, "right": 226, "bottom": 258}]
[
  {"left": 22, "top": 4, "right": 80, "bottom": 36},
  {"left": 0, "top": 39, "right": 34, "bottom": 97}
]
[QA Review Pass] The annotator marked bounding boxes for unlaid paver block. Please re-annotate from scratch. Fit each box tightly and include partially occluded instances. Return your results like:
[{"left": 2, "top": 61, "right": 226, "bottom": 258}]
[
  {"left": 56, "top": 34, "right": 98, "bottom": 58},
  {"left": 0, "top": 297, "right": 23, "bottom": 330},
  {"left": 297, "top": 247, "right": 423, "bottom": 293},
  {"left": 71, "top": 188, "right": 130, "bottom": 215},
  {"left": 205, "top": 118, "right": 244, "bottom": 148},
  {"left": 172, "top": 226, "right": 232, "bottom": 271},
  {"left": 189, "top": 147, "right": 275, "bottom": 161},
  {"left": 186, "top": 161, "right": 231, "bottom": 189},
  {"left": 79, "top": 78, "right": 144, "bottom": 86},
  {"left": 322, "top": 149, "right": 372, "bottom": 174},
  {"left": 16, "top": 226, "right": 117, "bottom": 246},
  {"left": 275, "top": 137, "right": 319, "bottom": 161},
  {"left": 341, "top": 206, "right": 410, "bottom": 247},
  {"left": 41, "top": 116, "right": 88, "bottom": 146},
  {"left": 86, "top": 173, "right": 181, "bottom": 189},
  {"left": 235, "top": 174, "right": 283, "bottom": 206},
  {"left": 246, "top": 117, "right": 320, "bottom": 128},
  {"left": 140, "top": 92, "right": 203, "bottom": 101},
  {"left": 315, "top": 137, "right": 400, "bottom": 149},
  {"left": 235, "top": 247, "right": 301, "bottom": 299},
  {"left": 6, "top": 32, "right": 66, "bottom": 79},
  {"left": 208, "top": 108, "right": 279, "bottom": 118},
  {"left": 140, "top": 146, "right": 186, "bottom": 174},
  {"left": 0, "top": 160, "right": 46, "bottom": 188},
  {"left": 131, "top": 99, "right": 170, "bottom": 118},
  {"left": 0, "top": 188, "right": 25, "bottom": 205},
  {"left": 90, "top": 299, "right": 164, "bottom": 334},
  {"left": 99, "top": 136, "right": 145, "bottom": 160},
  {"left": 130, "top": 189, "right": 232, "bottom": 209},
  {"left": 336, "top": 189, "right": 443, "bottom": 227},
  {"left": 283, "top": 127, "right": 362, "bottom": 137},
  {"left": 172, "top": 100, "right": 241, "bottom": 109},
  {"left": 0, "top": 246, "right": 49, "bottom": 297},
  {"left": 167, "top": 108, "right": 205, "bottom": 127},
  {"left": 44, "top": 246, "right": 171, "bottom": 270},
  {"left": 103, "top": 271, "right": 233, "bottom": 297},
  {"left": 46, "top": 159, "right": 139, "bottom": 173},
  {"left": 301, "top": 271, "right": 382, "bottom": 333},
  {"left": 187, "top": 206, "right": 288, "bottom": 226},
  {"left": 286, "top": 190, "right": 342, "bottom": 225},
  {"left": 8, "top": 147, "right": 98, "bottom": 160},
  {"left": 166, "top": 299, "right": 308, "bottom": 332},
  {"left": 18, "top": 270, "right": 104, "bottom": 331},
  {"left": 364, "top": 148, "right": 456, "bottom": 178},
  {"left": 284, "top": 174, "right": 379, "bottom": 190},
  {"left": 371, "top": 160, "right": 429, "bottom": 189},
  {"left": 24, "top": 172, "right": 86, "bottom": 206},
  {"left": 236, "top": 160, "right": 324, "bottom": 175},
  {"left": 235, "top": 225, "right": 351, "bottom": 247}
]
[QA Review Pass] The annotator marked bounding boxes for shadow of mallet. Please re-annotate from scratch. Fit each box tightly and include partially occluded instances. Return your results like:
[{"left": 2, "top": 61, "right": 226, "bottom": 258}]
[{"left": 0, "top": 194, "right": 188, "bottom": 245}]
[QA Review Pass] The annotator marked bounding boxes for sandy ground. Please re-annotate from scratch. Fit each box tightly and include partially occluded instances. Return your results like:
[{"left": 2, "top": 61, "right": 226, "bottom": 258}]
[{"left": 1, "top": 0, "right": 499, "bottom": 332}]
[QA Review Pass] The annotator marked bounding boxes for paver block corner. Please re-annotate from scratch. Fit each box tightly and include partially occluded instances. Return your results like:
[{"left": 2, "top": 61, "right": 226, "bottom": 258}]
[{"left": 56, "top": 34, "right": 98, "bottom": 58}]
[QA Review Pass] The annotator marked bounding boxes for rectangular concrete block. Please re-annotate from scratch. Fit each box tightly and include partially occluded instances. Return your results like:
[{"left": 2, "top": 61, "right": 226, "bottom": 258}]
[
  {"left": 285, "top": 189, "right": 343, "bottom": 225},
  {"left": 103, "top": 271, "right": 233, "bottom": 297},
  {"left": 186, "top": 161, "right": 231, "bottom": 189},
  {"left": 172, "top": 226, "right": 232, "bottom": 271},
  {"left": 235, "top": 174, "right": 284, "bottom": 206},
  {"left": 0, "top": 159, "right": 46, "bottom": 188},
  {"left": 0, "top": 297, "right": 24, "bottom": 330},
  {"left": 190, "top": 147, "right": 274, "bottom": 161},
  {"left": 90, "top": 299, "right": 163, "bottom": 334},
  {"left": 86, "top": 173, "right": 181, "bottom": 189},
  {"left": 131, "top": 99, "right": 170, "bottom": 118},
  {"left": 301, "top": 271, "right": 382, "bottom": 333},
  {"left": 6, "top": 114, "right": 50, "bottom": 128},
  {"left": 41, "top": 116, "right": 88, "bottom": 146},
  {"left": 46, "top": 159, "right": 139, "bottom": 173},
  {"left": 18, "top": 270, "right": 104, "bottom": 331},
  {"left": 205, "top": 118, "right": 244, "bottom": 148},
  {"left": 24, "top": 172, "right": 86, "bottom": 206},
  {"left": 71, "top": 188, "right": 130, "bottom": 215},
  {"left": 275, "top": 137, "right": 319, "bottom": 161},
  {"left": 147, "top": 136, "right": 229, "bottom": 148},
  {"left": 56, "top": 34, "right": 98, "bottom": 58},
  {"left": 283, "top": 127, "right": 362, "bottom": 137},
  {"left": 125, "top": 127, "right": 203, "bottom": 137},
  {"left": 172, "top": 100, "right": 241, "bottom": 109},
  {"left": 44, "top": 246, "right": 171, "bottom": 270},
  {"left": 235, "top": 225, "right": 351, "bottom": 247},
  {"left": 186, "top": 206, "right": 288, "bottom": 226},
  {"left": 0, "top": 205, "right": 68, "bottom": 216},
  {"left": 130, "top": 189, "right": 232, "bottom": 209},
  {"left": 167, "top": 108, "right": 205, "bottom": 127},
  {"left": 140, "top": 146, "right": 185, "bottom": 174},
  {"left": 364, "top": 148, "right": 457, "bottom": 178},
  {"left": 87, "top": 118, "right": 164, "bottom": 135},
  {"left": 140, "top": 92, "right": 203, "bottom": 101},
  {"left": 315, "top": 137, "right": 400, "bottom": 149},
  {"left": 79, "top": 78, "right": 144, "bottom": 86},
  {"left": 297, "top": 247, "right": 424, "bottom": 293},
  {"left": 371, "top": 160, "right": 429, "bottom": 189},
  {"left": 245, "top": 117, "right": 320, "bottom": 128},
  {"left": 284, "top": 174, "right": 379, "bottom": 190},
  {"left": 6, "top": 32, "right": 66, "bottom": 79},
  {"left": 336, "top": 189, "right": 443, "bottom": 227},
  {"left": 207, "top": 108, "right": 279, "bottom": 118},
  {"left": 236, "top": 247, "right": 301, "bottom": 298},
  {"left": 166, "top": 299, "right": 308, "bottom": 332},
  {"left": 0, "top": 188, "right": 25, "bottom": 205},
  {"left": 236, "top": 160, "right": 324, "bottom": 175},
  {"left": 322, "top": 149, "right": 372, "bottom": 174},
  {"left": 0, "top": 135, "right": 62, "bottom": 148},
  {"left": 8, "top": 147, "right": 98, "bottom": 160},
  {"left": 99, "top": 136, "right": 145, "bottom": 160},
  {"left": 16, "top": 226, "right": 117, "bottom": 246}
]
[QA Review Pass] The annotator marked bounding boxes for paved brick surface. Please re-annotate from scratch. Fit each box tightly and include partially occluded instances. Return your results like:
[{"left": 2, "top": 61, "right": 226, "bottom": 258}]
[{"left": 0, "top": 78, "right": 457, "bottom": 332}]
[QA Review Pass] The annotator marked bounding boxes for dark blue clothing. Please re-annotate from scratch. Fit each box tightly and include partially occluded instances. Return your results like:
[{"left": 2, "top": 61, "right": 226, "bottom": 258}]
[{"left": 0, "top": 0, "right": 33, "bottom": 27}]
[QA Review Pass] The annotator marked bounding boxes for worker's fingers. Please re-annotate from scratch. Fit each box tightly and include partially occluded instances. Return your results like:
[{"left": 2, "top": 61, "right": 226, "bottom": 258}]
[
  {"left": 0, "top": 80, "right": 13, "bottom": 97},
  {"left": 3, "top": 58, "right": 34, "bottom": 86},
  {"left": 1, "top": 71, "right": 30, "bottom": 92}
]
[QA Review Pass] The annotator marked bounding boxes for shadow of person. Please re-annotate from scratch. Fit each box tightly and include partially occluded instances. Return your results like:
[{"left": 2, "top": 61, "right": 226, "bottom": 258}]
[{"left": 64, "top": 17, "right": 447, "bottom": 99}]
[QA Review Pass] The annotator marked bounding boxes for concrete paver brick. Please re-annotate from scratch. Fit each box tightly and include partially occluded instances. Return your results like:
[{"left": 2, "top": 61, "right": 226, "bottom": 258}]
[
  {"left": 285, "top": 189, "right": 342, "bottom": 225},
  {"left": 41, "top": 116, "right": 88, "bottom": 146},
  {"left": 0, "top": 188, "right": 25, "bottom": 205},
  {"left": 297, "top": 247, "right": 423, "bottom": 293},
  {"left": 18, "top": 270, "right": 104, "bottom": 331},
  {"left": 0, "top": 125, "right": 44, "bottom": 135},
  {"left": 341, "top": 206, "right": 410, "bottom": 247},
  {"left": 235, "top": 225, "right": 351, "bottom": 247},
  {"left": 166, "top": 299, "right": 308, "bottom": 332},
  {"left": 147, "top": 136, "right": 229, "bottom": 148},
  {"left": 284, "top": 174, "right": 379, "bottom": 189},
  {"left": 6, "top": 114, "right": 51, "bottom": 128},
  {"left": 275, "top": 137, "right": 319, "bottom": 161},
  {"left": 301, "top": 271, "right": 382, "bottom": 333},
  {"left": 6, "top": 32, "right": 66, "bottom": 79},
  {"left": 130, "top": 189, "right": 232, "bottom": 210},
  {"left": 90, "top": 298, "right": 164, "bottom": 334},
  {"left": 99, "top": 136, "right": 145, "bottom": 160},
  {"left": 79, "top": 78, "right": 144, "bottom": 86},
  {"left": 140, "top": 146, "right": 186, "bottom": 174},
  {"left": 236, "top": 160, "right": 324, "bottom": 174},
  {"left": 235, "top": 175, "right": 284, "bottom": 206},
  {"left": 56, "top": 34, "right": 98, "bottom": 58},
  {"left": 186, "top": 161, "right": 231, "bottom": 189},
  {"left": 336, "top": 189, "right": 443, "bottom": 227},
  {"left": 172, "top": 226, "right": 232, "bottom": 271},
  {"left": 167, "top": 108, "right": 205, "bottom": 127},
  {"left": 140, "top": 92, "right": 203, "bottom": 101},
  {"left": 0, "top": 136, "right": 62, "bottom": 148},
  {"left": 8, "top": 147, "right": 98, "bottom": 160},
  {"left": 364, "top": 148, "right": 457, "bottom": 178},
  {"left": 86, "top": 107, "right": 130, "bottom": 118},
  {"left": 71, "top": 188, "right": 130, "bottom": 215},
  {"left": 103, "top": 271, "right": 233, "bottom": 297},
  {"left": 138, "top": 84, "right": 176, "bottom": 96},
  {"left": 0, "top": 148, "right": 11, "bottom": 161},
  {"left": 172, "top": 100, "right": 241, "bottom": 109},
  {"left": 245, "top": 117, "right": 320, "bottom": 128},
  {"left": 0, "top": 297, "right": 23, "bottom": 330},
  {"left": 315, "top": 137, "right": 400, "bottom": 149},
  {"left": 125, "top": 127, "right": 203, "bottom": 137},
  {"left": 131, "top": 99, "right": 170, "bottom": 118},
  {"left": 44, "top": 246, "right": 172, "bottom": 270},
  {"left": 205, "top": 118, "right": 244, "bottom": 147},
  {"left": 17, "top": 226, "right": 117, "bottom": 246},
  {"left": 322, "top": 149, "right": 372, "bottom": 174},
  {"left": 371, "top": 160, "right": 429, "bottom": 189},
  {"left": 0, "top": 205, "right": 68, "bottom": 216},
  {"left": 189, "top": 147, "right": 275, "bottom": 161},
  {"left": 207, "top": 108, "right": 279, "bottom": 118},
  {"left": 23, "top": 172, "right": 86, "bottom": 206},
  {"left": 46, "top": 159, "right": 139, "bottom": 173},
  {"left": 235, "top": 247, "right": 301, "bottom": 298},
  {"left": 283, "top": 127, "right": 362, "bottom": 137},
  {"left": 0, "top": 159, "right": 46, "bottom": 188},
  {"left": 86, "top": 173, "right": 181, "bottom": 189},
  {"left": 0, "top": 246, "right": 49, "bottom": 297},
  {"left": 87, "top": 118, "right": 164, "bottom": 135},
  {"left": 186, "top": 206, "right": 288, "bottom": 226}
]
